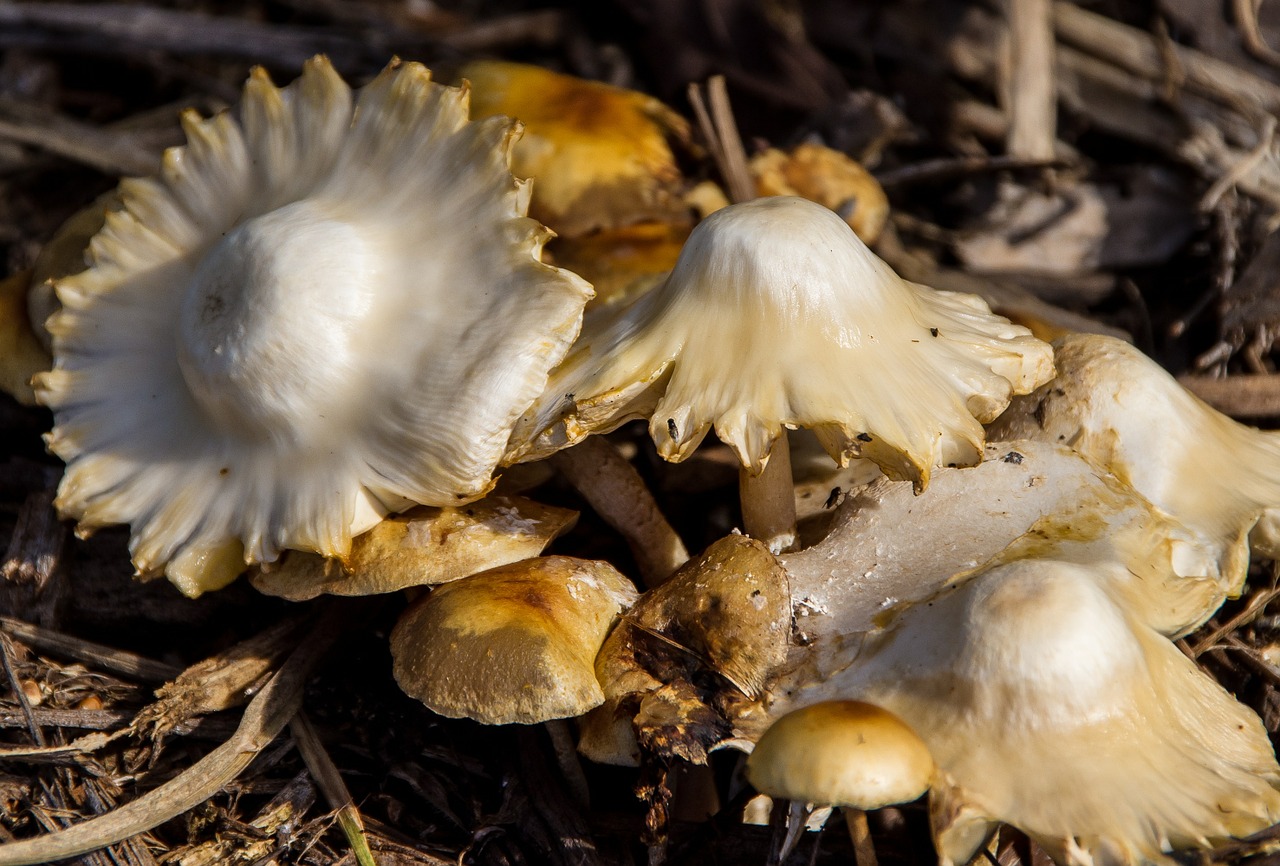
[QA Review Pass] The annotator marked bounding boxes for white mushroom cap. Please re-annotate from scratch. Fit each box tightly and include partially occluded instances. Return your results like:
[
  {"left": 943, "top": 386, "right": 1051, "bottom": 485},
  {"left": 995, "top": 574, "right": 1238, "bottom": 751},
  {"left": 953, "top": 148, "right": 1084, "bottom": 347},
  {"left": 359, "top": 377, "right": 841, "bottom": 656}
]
[
  {"left": 509, "top": 196, "right": 1053, "bottom": 490},
  {"left": 772, "top": 558, "right": 1280, "bottom": 865},
  {"left": 33, "top": 58, "right": 592, "bottom": 595},
  {"left": 989, "top": 334, "right": 1280, "bottom": 589},
  {"left": 746, "top": 700, "right": 934, "bottom": 809},
  {"left": 390, "top": 555, "right": 638, "bottom": 725}
]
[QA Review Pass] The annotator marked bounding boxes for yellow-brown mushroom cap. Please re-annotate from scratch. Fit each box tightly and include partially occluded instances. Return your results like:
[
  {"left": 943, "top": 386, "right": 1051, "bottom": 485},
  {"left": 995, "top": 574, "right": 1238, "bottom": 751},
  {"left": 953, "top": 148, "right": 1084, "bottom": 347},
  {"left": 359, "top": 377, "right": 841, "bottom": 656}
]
[{"left": 390, "top": 555, "right": 637, "bottom": 725}]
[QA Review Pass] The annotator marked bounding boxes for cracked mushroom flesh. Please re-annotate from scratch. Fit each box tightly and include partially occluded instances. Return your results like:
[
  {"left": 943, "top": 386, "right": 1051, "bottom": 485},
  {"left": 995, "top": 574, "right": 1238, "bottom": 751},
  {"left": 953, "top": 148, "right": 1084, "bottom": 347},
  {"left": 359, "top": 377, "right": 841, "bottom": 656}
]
[{"left": 32, "top": 57, "right": 592, "bottom": 596}]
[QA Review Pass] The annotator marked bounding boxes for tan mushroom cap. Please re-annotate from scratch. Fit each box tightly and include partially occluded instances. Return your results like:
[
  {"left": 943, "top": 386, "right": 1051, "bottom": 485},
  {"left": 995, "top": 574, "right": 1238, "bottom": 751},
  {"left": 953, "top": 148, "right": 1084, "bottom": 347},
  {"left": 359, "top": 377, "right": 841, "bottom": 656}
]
[
  {"left": 391, "top": 556, "right": 637, "bottom": 725},
  {"left": 251, "top": 495, "right": 577, "bottom": 600},
  {"left": 747, "top": 701, "right": 934, "bottom": 809},
  {"left": 34, "top": 57, "right": 592, "bottom": 595},
  {"left": 463, "top": 60, "right": 691, "bottom": 238},
  {"left": 508, "top": 197, "right": 1054, "bottom": 491}
]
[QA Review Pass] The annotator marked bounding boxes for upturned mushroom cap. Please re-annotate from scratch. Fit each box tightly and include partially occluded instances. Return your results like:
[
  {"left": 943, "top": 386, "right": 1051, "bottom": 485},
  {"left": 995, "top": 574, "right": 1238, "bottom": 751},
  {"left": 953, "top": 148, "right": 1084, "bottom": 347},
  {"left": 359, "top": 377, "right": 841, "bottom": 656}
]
[
  {"left": 746, "top": 701, "right": 934, "bottom": 809},
  {"left": 463, "top": 60, "right": 691, "bottom": 237},
  {"left": 250, "top": 496, "right": 577, "bottom": 600},
  {"left": 33, "top": 58, "right": 592, "bottom": 595},
  {"left": 508, "top": 196, "right": 1054, "bottom": 491},
  {"left": 390, "top": 556, "right": 637, "bottom": 725},
  {"left": 988, "top": 333, "right": 1280, "bottom": 589},
  {"left": 770, "top": 558, "right": 1280, "bottom": 866}
]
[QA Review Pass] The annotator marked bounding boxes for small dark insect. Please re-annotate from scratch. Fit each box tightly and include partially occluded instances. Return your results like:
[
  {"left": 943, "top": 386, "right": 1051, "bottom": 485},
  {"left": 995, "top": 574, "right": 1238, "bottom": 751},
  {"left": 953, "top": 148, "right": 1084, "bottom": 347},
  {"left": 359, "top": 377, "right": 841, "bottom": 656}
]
[
  {"left": 930, "top": 327, "right": 940, "bottom": 337},
  {"left": 564, "top": 392, "right": 575, "bottom": 403},
  {"left": 667, "top": 418, "right": 679, "bottom": 439},
  {"left": 824, "top": 487, "right": 843, "bottom": 509},
  {"left": 1002, "top": 450, "right": 1025, "bottom": 464},
  {"left": 856, "top": 432, "right": 873, "bottom": 442}
]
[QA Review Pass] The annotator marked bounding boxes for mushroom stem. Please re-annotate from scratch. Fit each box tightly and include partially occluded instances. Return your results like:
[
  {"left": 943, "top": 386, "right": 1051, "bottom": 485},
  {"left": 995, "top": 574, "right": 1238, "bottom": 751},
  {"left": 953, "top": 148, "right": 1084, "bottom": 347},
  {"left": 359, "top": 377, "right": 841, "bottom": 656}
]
[
  {"left": 846, "top": 809, "right": 879, "bottom": 866},
  {"left": 739, "top": 435, "right": 798, "bottom": 554},
  {"left": 549, "top": 436, "right": 688, "bottom": 586}
]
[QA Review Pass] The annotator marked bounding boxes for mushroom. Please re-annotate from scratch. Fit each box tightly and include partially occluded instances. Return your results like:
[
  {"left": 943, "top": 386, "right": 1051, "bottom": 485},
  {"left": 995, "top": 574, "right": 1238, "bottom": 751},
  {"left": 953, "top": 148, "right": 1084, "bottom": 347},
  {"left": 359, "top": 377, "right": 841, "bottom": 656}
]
[
  {"left": 32, "top": 57, "right": 592, "bottom": 596},
  {"left": 746, "top": 700, "right": 935, "bottom": 866},
  {"left": 390, "top": 556, "right": 637, "bottom": 725},
  {"left": 462, "top": 60, "right": 692, "bottom": 238},
  {"left": 750, "top": 143, "right": 890, "bottom": 244},
  {"left": 0, "top": 271, "right": 50, "bottom": 406},
  {"left": 250, "top": 495, "right": 578, "bottom": 600},
  {"left": 767, "top": 558, "right": 1280, "bottom": 866},
  {"left": 508, "top": 196, "right": 1054, "bottom": 552},
  {"left": 988, "top": 333, "right": 1280, "bottom": 591}
]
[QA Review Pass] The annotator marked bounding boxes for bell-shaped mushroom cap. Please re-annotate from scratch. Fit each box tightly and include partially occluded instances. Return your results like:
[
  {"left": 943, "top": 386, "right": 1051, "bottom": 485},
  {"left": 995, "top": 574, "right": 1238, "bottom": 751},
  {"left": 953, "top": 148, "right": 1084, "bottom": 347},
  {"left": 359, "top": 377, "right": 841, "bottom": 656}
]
[
  {"left": 251, "top": 496, "right": 577, "bottom": 600},
  {"left": 390, "top": 556, "right": 638, "bottom": 725},
  {"left": 773, "top": 558, "right": 1280, "bottom": 866},
  {"left": 463, "top": 60, "right": 691, "bottom": 238},
  {"left": 508, "top": 197, "right": 1054, "bottom": 491},
  {"left": 33, "top": 58, "right": 592, "bottom": 595},
  {"left": 746, "top": 701, "right": 934, "bottom": 809},
  {"left": 989, "top": 334, "right": 1280, "bottom": 589}
]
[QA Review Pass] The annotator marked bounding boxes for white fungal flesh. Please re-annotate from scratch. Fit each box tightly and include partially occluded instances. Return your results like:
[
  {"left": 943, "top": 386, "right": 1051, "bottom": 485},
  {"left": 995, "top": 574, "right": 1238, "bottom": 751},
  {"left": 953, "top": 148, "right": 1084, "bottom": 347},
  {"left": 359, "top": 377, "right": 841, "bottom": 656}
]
[
  {"left": 34, "top": 58, "right": 592, "bottom": 594},
  {"left": 768, "top": 559, "right": 1280, "bottom": 865},
  {"left": 508, "top": 196, "right": 1054, "bottom": 489}
]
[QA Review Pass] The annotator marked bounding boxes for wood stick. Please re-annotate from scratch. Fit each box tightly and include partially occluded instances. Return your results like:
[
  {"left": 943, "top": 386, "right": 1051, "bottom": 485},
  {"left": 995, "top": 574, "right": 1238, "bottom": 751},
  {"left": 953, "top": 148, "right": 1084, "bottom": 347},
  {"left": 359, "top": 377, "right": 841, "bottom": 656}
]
[
  {"left": 1004, "top": 0, "right": 1057, "bottom": 160},
  {"left": 1053, "top": 1, "right": 1280, "bottom": 116}
]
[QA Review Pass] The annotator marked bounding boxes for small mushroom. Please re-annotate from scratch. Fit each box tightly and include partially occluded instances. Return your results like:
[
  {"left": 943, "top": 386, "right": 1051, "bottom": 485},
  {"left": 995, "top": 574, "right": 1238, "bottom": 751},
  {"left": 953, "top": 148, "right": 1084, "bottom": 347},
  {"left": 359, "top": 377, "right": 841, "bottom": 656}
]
[
  {"left": 33, "top": 57, "right": 592, "bottom": 596},
  {"left": 989, "top": 333, "right": 1280, "bottom": 591},
  {"left": 509, "top": 196, "right": 1054, "bottom": 552},
  {"left": 746, "top": 700, "right": 935, "bottom": 866},
  {"left": 391, "top": 556, "right": 637, "bottom": 725}
]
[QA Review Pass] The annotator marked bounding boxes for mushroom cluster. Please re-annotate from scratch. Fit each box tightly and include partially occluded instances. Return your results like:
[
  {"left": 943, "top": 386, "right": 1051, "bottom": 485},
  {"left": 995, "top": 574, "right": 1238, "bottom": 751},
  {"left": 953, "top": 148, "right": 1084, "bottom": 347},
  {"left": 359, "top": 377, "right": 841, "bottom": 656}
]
[{"left": 10, "top": 55, "right": 1280, "bottom": 866}]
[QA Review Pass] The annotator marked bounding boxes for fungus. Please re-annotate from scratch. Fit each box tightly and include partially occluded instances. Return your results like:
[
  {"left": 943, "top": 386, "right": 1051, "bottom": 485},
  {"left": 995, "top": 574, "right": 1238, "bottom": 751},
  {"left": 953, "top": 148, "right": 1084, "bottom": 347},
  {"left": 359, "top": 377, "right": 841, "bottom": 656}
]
[
  {"left": 0, "top": 271, "right": 50, "bottom": 406},
  {"left": 463, "top": 60, "right": 692, "bottom": 237},
  {"left": 988, "top": 333, "right": 1280, "bottom": 590},
  {"left": 746, "top": 701, "right": 935, "bottom": 866},
  {"left": 581, "top": 534, "right": 791, "bottom": 766},
  {"left": 509, "top": 196, "right": 1055, "bottom": 552},
  {"left": 750, "top": 143, "right": 890, "bottom": 244},
  {"left": 769, "top": 558, "right": 1280, "bottom": 866},
  {"left": 250, "top": 496, "right": 577, "bottom": 600},
  {"left": 33, "top": 58, "right": 592, "bottom": 596},
  {"left": 390, "top": 556, "right": 637, "bottom": 725}
]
